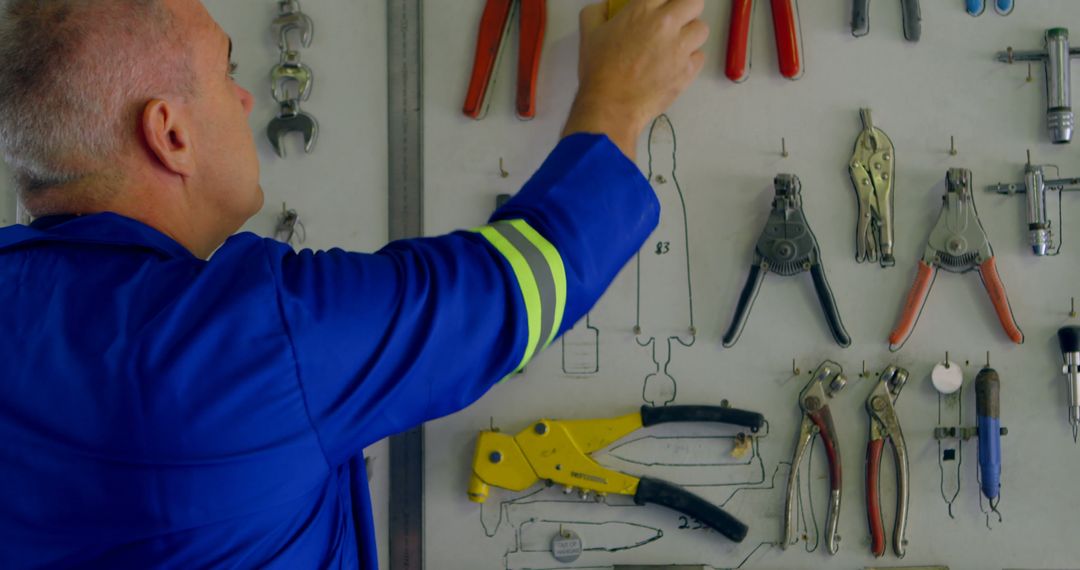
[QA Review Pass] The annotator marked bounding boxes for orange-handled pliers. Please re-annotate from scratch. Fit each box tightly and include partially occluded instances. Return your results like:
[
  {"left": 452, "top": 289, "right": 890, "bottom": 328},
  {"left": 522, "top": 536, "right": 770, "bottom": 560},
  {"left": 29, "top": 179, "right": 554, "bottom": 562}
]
[
  {"left": 865, "top": 365, "right": 910, "bottom": 559},
  {"left": 725, "top": 0, "right": 803, "bottom": 82},
  {"left": 463, "top": 0, "right": 546, "bottom": 120},
  {"left": 889, "top": 168, "right": 1024, "bottom": 351}
]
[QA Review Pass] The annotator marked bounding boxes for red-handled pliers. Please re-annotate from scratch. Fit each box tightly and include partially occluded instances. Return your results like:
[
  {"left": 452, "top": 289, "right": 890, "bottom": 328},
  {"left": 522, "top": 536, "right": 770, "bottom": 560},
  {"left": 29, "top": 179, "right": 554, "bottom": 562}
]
[
  {"left": 784, "top": 361, "right": 846, "bottom": 555},
  {"left": 725, "top": 0, "right": 803, "bottom": 82},
  {"left": 865, "top": 365, "right": 910, "bottom": 559},
  {"left": 889, "top": 168, "right": 1024, "bottom": 351},
  {"left": 463, "top": 0, "right": 546, "bottom": 120}
]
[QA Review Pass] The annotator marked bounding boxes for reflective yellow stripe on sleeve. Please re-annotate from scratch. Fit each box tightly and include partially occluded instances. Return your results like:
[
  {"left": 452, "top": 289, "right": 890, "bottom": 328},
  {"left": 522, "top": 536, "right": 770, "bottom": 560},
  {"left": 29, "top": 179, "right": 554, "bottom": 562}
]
[{"left": 472, "top": 219, "right": 567, "bottom": 373}]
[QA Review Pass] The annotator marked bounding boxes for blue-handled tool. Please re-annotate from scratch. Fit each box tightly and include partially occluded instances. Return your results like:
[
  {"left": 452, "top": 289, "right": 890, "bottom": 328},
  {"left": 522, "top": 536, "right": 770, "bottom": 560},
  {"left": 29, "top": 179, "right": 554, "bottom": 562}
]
[
  {"left": 967, "top": 0, "right": 1014, "bottom": 16},
  {"left": 975, "top": 367, "right": 1001, "bottom": 501}
]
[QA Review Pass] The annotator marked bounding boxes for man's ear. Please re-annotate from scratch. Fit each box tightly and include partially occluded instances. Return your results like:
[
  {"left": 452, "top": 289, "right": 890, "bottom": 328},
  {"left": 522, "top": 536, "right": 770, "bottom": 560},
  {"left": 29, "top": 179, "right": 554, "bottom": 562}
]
[{"left": 141, "top": 98, "right": 194, "bottom": 176}]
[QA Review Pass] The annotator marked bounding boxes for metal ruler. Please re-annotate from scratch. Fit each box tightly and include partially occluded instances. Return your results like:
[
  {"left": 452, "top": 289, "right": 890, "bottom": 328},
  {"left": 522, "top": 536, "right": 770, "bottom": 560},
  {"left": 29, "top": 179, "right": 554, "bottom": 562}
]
[{"left": 386, "top": 0, "right": 424, "bottom": 568}]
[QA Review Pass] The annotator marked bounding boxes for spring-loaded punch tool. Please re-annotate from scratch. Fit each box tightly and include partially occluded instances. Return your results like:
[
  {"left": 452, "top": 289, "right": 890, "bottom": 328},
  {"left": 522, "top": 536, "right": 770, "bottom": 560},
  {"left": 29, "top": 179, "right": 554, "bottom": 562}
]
[
  {"left": 849, "top": 108, "right": 896, "bottom": 267},
  {"left": 865, "top": 365, "right": 910, "bottom": 558},
  {"left": 723, "top": 174, "right": 850, "bottom": 348},
  {"left": 784, "top": 361, "right": 847, "bottom": 554},
  {"left": 888, "top": 169, "right": 1023, "bottom": 351},
  {"left": 725, "top": 0, "right": 803, "bottom": 82},
  {"left": 851, "top": 0, "right": 921, "bottom": 42},
  {"left": 987, "top": 153, "right": 1080, "bottom": 256},
  {"left": 966, "top": 0, "right": 1014, "bottom": 16},
  {"left": 1057, "top": 326, "right": 1080, "bottom": 442},
  {"left": 975, "top": 367, "right": 1002, "bottom": 505},
  {"left": 468, "top": 405, "right": 766, "bottom": 543},
  {"left": 463, "top": 0, "right": 546, "bottom": 120},
  {"left": 996, "top": 28, "right": 1080, "bottom": 144}
]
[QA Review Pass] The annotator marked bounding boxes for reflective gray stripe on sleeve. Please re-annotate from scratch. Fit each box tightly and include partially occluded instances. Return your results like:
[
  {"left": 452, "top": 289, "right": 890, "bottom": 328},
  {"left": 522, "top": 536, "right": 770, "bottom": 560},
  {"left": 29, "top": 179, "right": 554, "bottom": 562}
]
[{"left": 490, "top": 220, "right": 556, "bottom": 360}]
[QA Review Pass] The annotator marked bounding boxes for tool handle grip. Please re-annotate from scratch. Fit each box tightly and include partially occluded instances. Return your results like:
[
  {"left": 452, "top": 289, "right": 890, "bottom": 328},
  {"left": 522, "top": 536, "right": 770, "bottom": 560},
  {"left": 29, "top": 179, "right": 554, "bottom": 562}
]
[
  {"left": 810, "top": 264, "right": 851, "bottom": 347},
  {"left": 634, "top": 477, "right": 748, "bottom": 542},
  {"left": 889, "top": 260, "right": 935, "bottom": 350},
  {"left": 900, "top": 0, "right": 921, "bottom": 42},
  {"left": 851, "top": 0, "right": 869, "bottom": 37},
  {"left": 463, "top": 0, "right": 514, "bottom": 119},
  {"left": 976, "top": 368, "right": 1002, "bottom": 501},
  {"left": 640, "top": 405, "right": 765, "bottom": 432},
  {"left": 725, "top": 0, "right": 754, "bottom": 82},
  {"left": 771, "top": 0, "right": 802, "bottom": 79},
  {"left": 866, "top": 439, "right": 886, "bottom": 558},
  {"left": 966, "top": 0, "right": 985, "bottom": 16},
  {"left": 1059, "top": 326, "right": 1080, "bottom": 353},
  {"left": 723, "top": 263, "right": 765, "bottom": 347},
  {"left": 979, "top": 257, "right": 1024, "bottom": 344},
  {"left": 810, "top": 409, "right": 842, "bottom": 493},
  {"left": 515, "top": 0, "right": 546, "bottom": 120}
]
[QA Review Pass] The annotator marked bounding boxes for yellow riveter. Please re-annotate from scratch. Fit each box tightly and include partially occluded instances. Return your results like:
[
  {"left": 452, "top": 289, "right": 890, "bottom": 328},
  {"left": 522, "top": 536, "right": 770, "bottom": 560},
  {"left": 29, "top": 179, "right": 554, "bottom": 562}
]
[{"left": 468, "top": 405, "right": 765, "bottom": 543}]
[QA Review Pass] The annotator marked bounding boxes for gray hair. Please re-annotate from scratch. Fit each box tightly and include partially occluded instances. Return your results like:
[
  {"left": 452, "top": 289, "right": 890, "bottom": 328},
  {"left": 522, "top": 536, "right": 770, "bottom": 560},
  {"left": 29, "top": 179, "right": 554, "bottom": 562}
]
[{"left": 0, "top": 0, "right": 193, "bottom": 196}]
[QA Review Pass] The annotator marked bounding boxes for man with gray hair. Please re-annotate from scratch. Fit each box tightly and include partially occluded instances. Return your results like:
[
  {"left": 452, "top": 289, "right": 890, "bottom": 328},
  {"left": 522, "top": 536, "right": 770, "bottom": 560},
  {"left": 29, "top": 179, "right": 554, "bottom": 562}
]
[{"left": 0, "top": 0, "right": 707, "bottom": 567}]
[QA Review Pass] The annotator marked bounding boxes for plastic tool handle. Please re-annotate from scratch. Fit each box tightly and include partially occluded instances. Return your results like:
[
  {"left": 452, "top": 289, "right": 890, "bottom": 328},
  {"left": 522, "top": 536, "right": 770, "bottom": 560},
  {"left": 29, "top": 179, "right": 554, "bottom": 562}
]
[
  {"left": 515, "top": 0, "right": 546, "bottom": 120},
  {"left": 889, "top": 260, "right": 935, "bottom": 350},
  {"left": 900, "top": 0, "right": 921, "bottom": 42},
  {"left": 640, "top": 405, "right": 765, "bottom": 432},
  {"left": 1059, "top": 326, "right": 1080, "bottom": 353},
  {"left": 809, "top": 407, "right": 842, "bottom": 554},
  {"left": 771, "top": 0, "right": 802, "bottom": 79},
  {"left": 810, "top": 264, "right": 851, "bottom": 347},
  {"left": 995, "top": 0, "right": 1014, "bottom": 15},
  {"left": 866, "top": 439, "right": 887, "bottom": 557},
  {"left": 966, "top": 0, "right": 985, "bottom": 16},
  {"left": 979, "top": 257, "right": 1024, "bottom": 344},
  {"left": 634, "top": 477, "right": 748, "bottom": 542},
  {"left": 976, "top": 368, "right": 1002, "bottom": 501},
  {"left": 851, "top": 0, "right": 869, "bottom": 37},
  {"left": 722, "top": 263, "right": 765, "bottom": 347},
  {"left": 725, "top": 0, "right": 754, "bottom": 82},
  {"left": 463, "top": 0, "right": 514, "bottom": 119}
]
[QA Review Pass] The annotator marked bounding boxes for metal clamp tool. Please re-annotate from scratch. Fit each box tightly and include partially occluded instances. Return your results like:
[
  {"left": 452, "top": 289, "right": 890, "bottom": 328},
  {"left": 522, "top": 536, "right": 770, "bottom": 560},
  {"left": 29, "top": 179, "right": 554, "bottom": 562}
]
[
  {"left": 987, "top": 152, "right": 1080, "bottom": 256},
  {"left": 463, "top": 0, "right": 546, "bottom": 120},
  {"left": 851, "top": 0, "right": 921, "bottom": 42},
  {"left": 723, "top": 174, "right": 850, "bottom": 348},
  {"left": 267, "top": 0, "right": 318, "bottom": 157},
  {"left": 996, "top": 28, "right": 1080, "bottom": 144},
  {"left": 865, "top": 366, "right": 910, "bottom": 559},
  {"left": 469, "top": 405, "right": 765, "bottom": 543},
  {"left": 966, "top": 0, "right": 1013, "bottom": 16},
  {"left": 784, "top": 361, "right": 846, "bottom": 555},
  {"left": 889, "top": 169, "right": 1023, "bottom": 351},
  {"left": 725, "top": 0, "right": 803, "bottom": 82},
  {"left": 849, "top": 108, "right": 896, "bottom": 267}
]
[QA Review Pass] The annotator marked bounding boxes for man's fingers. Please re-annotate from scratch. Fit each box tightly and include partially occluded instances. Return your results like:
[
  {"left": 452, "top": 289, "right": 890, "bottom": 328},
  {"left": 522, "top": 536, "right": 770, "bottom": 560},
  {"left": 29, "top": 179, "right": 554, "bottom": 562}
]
[
  {"left": 660, "top": 0, "right": 706, "bottom": 26},
  {"left": 681, "top": 18, "right": 709, "bottom": 52},
  {"left": 581, "top": 2, "right": 607, "bottom": 31},
  {"left": 688, "top": 49, "right": 706, "bottom": 78}
]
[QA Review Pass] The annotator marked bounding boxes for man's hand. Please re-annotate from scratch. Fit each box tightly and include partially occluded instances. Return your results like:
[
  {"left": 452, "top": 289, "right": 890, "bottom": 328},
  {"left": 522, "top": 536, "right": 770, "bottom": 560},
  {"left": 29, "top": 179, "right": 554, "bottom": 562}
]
[{"left": 562, "top": 0, "right": 708, "bottom": 160}]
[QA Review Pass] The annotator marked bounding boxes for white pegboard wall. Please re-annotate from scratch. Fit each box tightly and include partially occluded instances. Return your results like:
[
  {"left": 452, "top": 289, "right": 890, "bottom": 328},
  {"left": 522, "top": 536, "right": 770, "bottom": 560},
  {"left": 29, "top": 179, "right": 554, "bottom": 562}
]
[{"left": 424, "top": 2, "right": 1080, "bottom": 570}]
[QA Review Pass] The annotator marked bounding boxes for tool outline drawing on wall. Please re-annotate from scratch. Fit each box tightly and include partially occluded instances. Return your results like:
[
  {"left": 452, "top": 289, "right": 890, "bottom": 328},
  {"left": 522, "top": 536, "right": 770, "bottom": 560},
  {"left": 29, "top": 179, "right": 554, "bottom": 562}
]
[{"left": 635, "top": 114, "right": 696, "bottom": 406}]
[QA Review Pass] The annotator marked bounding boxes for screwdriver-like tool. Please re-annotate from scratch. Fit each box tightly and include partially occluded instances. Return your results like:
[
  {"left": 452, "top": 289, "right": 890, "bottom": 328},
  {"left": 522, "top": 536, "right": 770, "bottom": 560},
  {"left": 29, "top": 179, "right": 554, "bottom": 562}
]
[
  {"left": 975, "top": 368, "right": 1001, "bottom": 504},
  {"left": 1058, "top": 326, "right": 1080, "bottom": 442}
]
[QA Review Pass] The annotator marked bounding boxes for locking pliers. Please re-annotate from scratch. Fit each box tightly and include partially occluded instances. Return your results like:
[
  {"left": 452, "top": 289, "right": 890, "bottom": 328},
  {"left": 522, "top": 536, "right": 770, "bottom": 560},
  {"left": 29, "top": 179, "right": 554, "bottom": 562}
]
[
  {"left": 849, "top": 108, "right": 896, "bottom": 267},
  {"left": 889, "top": 168, "right": 1024, "bottom": 350},
  {"left": 723, "top": 174, "right": 850, "bottom": 348},
  {"left": 468, "top": 405, "right": 765, "bottom": 543},
  {"left": 865, "top": 365, "right": 910, "bottom": 558},
  {"left": 784, "top": 361, "right": 846, "bottom": 554}
]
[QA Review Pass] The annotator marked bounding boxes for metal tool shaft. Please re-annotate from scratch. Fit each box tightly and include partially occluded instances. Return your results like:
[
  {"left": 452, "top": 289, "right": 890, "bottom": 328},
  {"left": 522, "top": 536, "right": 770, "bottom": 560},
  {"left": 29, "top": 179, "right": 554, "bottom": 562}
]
[
  {"left": 1023, "top": 163, "right": 1051, "bottom": 255},
  {"left": 1058, "top": 327, "right": 1080, "bottom": 440},
  {"left": 1046, "top": 29, "right": 1074, "bottom": 144}
]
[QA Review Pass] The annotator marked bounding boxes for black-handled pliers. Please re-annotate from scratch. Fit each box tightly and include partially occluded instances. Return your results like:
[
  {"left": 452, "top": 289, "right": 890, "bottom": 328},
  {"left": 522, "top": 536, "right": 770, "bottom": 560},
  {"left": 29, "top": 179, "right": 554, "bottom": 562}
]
[{"left": 723, "top": 174, "right": 851, "bottom": 348}]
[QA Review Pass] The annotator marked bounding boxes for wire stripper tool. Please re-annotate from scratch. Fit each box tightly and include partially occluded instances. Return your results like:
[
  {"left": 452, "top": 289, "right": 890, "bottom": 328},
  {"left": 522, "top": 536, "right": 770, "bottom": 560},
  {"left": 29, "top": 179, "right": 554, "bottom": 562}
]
[
  {"left": 889, "top": 168, "right": 1023, "bottom": 351},
  {"left": 865, "top": 365, "right": 910, "bottom": 558},
  {"left": 722, "top": 174, "right": 850, "bottom": 348},
  {"left": 725, "top": 0, "right": 803, "bottom": 82},
  {"left": 463, "top": 0, "right": 546, "bottom": 120},
  {"left": 468, "top": 405, "right": 766, "bottom": 543},
  {"left": 784, "top": 361, "right": 846, "bottom": 555}
]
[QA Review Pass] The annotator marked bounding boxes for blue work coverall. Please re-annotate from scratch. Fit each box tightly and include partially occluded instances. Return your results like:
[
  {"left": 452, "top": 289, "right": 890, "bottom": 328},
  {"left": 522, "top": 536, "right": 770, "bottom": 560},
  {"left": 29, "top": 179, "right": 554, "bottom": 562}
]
[{"left": 0, "top": 134, "right": 659, "bottom": 569}]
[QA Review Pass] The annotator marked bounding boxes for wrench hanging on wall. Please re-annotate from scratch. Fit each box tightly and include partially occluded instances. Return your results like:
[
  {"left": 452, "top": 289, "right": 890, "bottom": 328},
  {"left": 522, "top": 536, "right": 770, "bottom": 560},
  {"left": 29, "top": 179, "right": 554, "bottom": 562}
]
[{"left": 267, "top": 0, "right": 318, "bottom": 157}]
